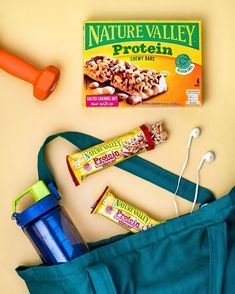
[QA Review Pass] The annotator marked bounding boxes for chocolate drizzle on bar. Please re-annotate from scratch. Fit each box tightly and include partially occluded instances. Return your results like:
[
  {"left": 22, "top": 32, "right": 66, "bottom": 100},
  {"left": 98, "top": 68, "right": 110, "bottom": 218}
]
[
  {"left": 120, "top": 122, "right": 167, "bottom": 157},
  {"left": 150, "top": 122, "right": 168, "bottom": 145},
  {"left": 84, "top": 55, "right": 168, "bottom": 99},
  {"left": 84, "top": 55, "right": 119, "bottom": 83}
]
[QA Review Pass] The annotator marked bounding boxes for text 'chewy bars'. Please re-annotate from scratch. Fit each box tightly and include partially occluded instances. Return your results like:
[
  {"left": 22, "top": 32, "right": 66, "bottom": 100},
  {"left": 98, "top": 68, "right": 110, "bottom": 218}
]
[{"left": 67, "top": 121, "right": 167, "bottom": 185}]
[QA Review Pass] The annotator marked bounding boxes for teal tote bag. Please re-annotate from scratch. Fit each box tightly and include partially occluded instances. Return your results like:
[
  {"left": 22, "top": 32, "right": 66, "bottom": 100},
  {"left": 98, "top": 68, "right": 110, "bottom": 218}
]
[{"left": 16, "top": 132, "right": 235, "bottom": 294}]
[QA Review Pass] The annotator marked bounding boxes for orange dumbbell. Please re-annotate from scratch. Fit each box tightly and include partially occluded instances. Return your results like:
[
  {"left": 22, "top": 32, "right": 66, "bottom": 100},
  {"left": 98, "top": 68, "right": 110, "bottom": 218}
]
[{"left": 0, "top": 49, "right": 60, "bottom": 100}]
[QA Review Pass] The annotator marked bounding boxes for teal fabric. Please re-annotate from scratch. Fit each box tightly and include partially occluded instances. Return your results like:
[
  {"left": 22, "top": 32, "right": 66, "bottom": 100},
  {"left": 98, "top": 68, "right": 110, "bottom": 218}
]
[
  {"left": 37, "top": 132, "right": 214, "bottom": 204},
  {"left": 16, "top": 131, "right": 235, "bottom": 294}
]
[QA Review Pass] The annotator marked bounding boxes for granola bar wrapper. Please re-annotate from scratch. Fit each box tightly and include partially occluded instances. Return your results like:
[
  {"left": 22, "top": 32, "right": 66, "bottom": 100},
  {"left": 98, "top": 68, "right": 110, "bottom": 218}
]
[
  {"left": 67, "top": 122, "right": 167, "bottom": 185},
  {"left": 91, "top": 186, "right": 162, "bottom": 233}
]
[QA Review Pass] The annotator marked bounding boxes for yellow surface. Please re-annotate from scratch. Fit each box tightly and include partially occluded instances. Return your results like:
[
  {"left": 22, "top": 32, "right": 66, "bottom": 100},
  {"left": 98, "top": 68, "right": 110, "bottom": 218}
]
[{"left": 0, "top": 0, "right": 235, "bottom": 293}]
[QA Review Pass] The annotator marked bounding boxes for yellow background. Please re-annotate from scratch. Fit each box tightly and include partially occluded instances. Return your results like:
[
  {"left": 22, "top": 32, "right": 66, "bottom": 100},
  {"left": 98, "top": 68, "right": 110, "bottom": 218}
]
[{"left": 0, "top": 0, "right": 235, "bottom": 293}]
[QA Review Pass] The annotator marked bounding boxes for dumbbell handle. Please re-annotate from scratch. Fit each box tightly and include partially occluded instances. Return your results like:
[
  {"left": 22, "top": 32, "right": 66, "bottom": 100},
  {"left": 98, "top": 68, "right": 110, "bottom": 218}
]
[{"left": 0, "top": 49, "right": 39, "bottom": 84}]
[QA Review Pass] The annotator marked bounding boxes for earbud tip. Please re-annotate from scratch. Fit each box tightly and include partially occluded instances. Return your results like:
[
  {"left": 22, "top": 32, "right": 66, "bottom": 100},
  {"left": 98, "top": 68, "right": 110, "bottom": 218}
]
[
  {"left": 193, "top": 127, "right": 201, "bottom": 138},
  {"left": 205, "top": 151, "right": 215, "bottom": 162}
]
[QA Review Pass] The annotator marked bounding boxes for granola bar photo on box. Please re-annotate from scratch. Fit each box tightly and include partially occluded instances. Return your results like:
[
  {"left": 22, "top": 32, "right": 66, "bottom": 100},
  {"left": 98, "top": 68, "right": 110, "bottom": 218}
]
[{"left": 83, "top": 20, "right": 202, "bottom": 107}]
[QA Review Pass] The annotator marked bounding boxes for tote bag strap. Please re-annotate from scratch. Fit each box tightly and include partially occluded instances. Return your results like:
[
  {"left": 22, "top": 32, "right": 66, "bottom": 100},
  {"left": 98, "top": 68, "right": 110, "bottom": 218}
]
[
  {"left": 87, "top": 264, "right": 117, "bottom": 294},
  {"left": 38, "top": 131, "right": 215, "bottom": 204}
]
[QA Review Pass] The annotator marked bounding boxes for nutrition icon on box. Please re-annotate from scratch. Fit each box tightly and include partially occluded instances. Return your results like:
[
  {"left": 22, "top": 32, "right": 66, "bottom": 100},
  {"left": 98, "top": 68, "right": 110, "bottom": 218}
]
[
  {"left": 83, "top": 20, "right": 202, "bottom": 107},
  {"left": 175, "top": 54, "right": 195, "bottom": 75}
]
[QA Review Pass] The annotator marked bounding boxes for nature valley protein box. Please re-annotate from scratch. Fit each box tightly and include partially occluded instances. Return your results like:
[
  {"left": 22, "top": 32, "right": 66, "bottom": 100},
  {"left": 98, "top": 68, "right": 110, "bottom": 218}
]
[{"left": 83, "top": 20, "right": 202, "bottom": 107}]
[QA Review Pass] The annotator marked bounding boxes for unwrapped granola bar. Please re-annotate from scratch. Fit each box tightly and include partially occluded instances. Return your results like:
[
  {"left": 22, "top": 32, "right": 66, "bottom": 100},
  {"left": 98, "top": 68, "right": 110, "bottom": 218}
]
[{"left": 84, "top": 56, "right": 167, "bottom": 99}]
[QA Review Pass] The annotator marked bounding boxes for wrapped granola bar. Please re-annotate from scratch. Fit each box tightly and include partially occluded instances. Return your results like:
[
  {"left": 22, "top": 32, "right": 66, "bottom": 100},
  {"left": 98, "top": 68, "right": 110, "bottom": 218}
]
[
  {"left": 91, "top": 186, "right": 162, "bottom": 233},
  {"left": 67, "top": 122, "right": 167, "bottom": 185}
]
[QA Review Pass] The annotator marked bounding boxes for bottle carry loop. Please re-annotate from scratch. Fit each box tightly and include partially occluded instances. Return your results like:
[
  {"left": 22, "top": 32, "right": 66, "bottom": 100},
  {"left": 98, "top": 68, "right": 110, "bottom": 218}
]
[{"left": 37, "top": 131, "right": 215, "bottom": 205}]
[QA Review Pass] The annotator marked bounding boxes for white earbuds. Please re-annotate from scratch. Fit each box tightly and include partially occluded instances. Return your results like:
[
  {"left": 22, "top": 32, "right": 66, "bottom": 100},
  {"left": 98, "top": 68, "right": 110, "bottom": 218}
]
[
  {"left": 191, "top": 151, "right": 215, "bottom": 213},
  {"left": 173, "top": 127, "right": 201, "bottom": 217},
  {"left": 187, "top": 128, "right": 201, "bottom": 148},
  {"left": 197, "top": 152, "right": 215, "bottom": 171},
  {"left": 173, "top": 128, "right": 216, "bottom": 217}
]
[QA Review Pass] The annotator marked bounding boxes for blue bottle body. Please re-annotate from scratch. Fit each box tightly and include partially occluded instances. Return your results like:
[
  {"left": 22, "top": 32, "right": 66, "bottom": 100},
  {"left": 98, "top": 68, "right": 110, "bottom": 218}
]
[
  {"left": 24, "top": 206, "right": 88, "bottom": 265},
  {"left": 12, "top": 182, "right": 88, "bottom": 265}
]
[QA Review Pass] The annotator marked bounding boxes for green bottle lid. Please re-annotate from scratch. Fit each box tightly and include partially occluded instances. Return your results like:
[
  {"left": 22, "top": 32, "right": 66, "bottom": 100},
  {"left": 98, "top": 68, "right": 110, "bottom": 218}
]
[{"left": 12, "top": 180, "right": 50, "bottom": 216}]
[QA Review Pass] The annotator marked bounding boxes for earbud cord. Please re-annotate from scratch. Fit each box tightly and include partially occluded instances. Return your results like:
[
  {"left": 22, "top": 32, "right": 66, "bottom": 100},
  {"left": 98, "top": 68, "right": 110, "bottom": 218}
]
[
  {"left": 191, "top": 168, "right": 200, "bottom": 213},
  {"left": 173, "top": 146, "right": 190, "bottom": 217}
]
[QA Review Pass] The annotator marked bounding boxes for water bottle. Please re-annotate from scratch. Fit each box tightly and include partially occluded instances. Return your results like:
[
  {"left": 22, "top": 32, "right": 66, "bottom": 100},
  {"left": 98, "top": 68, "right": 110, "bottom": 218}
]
[{"left": 12, "top": 181, "right": 88, "bottom": 265}]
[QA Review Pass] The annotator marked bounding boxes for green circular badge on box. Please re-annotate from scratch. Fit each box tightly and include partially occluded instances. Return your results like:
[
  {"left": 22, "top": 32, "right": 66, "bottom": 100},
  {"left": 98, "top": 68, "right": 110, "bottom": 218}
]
[
  {"left": 175, "top": 54, "right": 194, "bottom": 75},
  {"left": 175, "top": 54, "right": 191, "bottom": 69}
]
